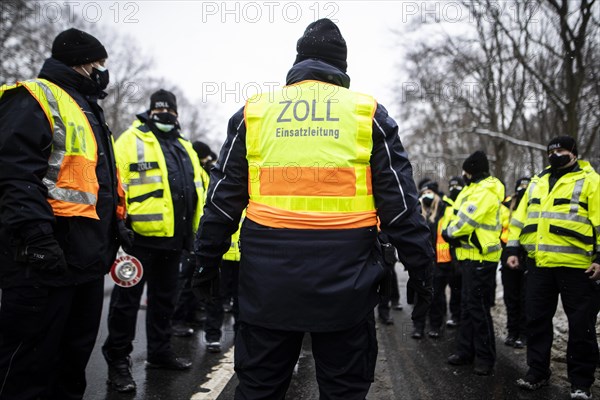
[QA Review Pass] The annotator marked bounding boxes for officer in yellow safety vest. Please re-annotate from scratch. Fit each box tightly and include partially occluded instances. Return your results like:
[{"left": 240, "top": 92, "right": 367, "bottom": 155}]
[
  {"left": 0, "top": 28, "right": 128, "bottom": 400},
  {"left": 506, "top": 136, "right": 600, "bottom": 399},
  {"left": 192, "top": 18, "right": 434, "bottom": 400},
  {"left": 101, "top": 90, "right": 206, "bottom": 393},
  {"left": 442, "top": 151, "right": 504, "bottom": 376}
]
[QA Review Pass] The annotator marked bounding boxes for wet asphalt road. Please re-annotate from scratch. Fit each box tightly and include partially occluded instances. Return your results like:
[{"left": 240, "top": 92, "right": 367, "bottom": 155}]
[{"left": 83, "top": 272, "right": 599, "bottom": 400}]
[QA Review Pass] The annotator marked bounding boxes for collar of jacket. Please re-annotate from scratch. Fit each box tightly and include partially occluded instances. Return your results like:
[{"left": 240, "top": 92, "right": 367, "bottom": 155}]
[
  {"left": 38, "top": 57, "right": 107, "bottom": 99},
  {"left": 285, "top": 59, "right": 351, "bottom": 89}
]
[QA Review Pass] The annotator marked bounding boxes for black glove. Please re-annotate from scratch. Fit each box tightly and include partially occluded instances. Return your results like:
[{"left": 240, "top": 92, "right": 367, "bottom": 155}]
[
  {"left": 15, "top": 233, "right": 67, "bottom": 273},
  {"left": 407, "top": 265, "right": 433, "bottom": 323},
  {"left": 117, "top": 220, "right": 134, "bottom": 252},
  {"left": 191, "top": 261, "right": 220, "bottom": 302},
  {"left": 441, "top": 228, "right": 463, "bottom": 247}
]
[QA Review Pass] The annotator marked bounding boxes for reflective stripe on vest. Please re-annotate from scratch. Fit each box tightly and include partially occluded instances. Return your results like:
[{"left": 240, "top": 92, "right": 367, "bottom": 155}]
[
  {"left": 1, "top": 79, "right": 102, "bottom": 219},
  {"left": 244, "top": 80, "right": 377, "bottom": 230}
]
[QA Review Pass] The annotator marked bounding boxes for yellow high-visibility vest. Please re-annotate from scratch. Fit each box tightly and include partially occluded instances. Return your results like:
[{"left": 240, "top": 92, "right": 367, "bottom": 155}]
[
  {"left": 115, "top": 120, "right": 206, "bottom": 237},
  {"left": 446, "top": 176, "right": 504, "bottom": 262},
  {"left": 507, "top": 161, "right": 599, "bottom": 268},
  {"left": 0, "top": 78, "right": 126, "bottom": 220},
  {"left": 244, "top": 80, "right": 377, "bottom": 230}
]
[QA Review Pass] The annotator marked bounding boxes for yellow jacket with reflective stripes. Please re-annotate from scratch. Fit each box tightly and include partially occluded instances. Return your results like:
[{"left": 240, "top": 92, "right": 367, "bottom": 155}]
[
  {"left": 446, "top": 176, "right": 504, "bottom": 262},
  {"left": 0, "top": 78, "right": 126, "bottom": 220},
  {"left": 244, "top": 80, "right": 377, "bottom": 230},
  {"left": 115, "top": 120, "right": 206, "bottom": 237},
  {"left": 507, "top": 160, "right": 599, "bottom": 268}
]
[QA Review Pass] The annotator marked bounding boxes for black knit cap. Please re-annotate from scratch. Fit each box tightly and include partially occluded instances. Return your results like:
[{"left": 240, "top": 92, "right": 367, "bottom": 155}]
[
  {"left": 448, "top": 176, "right": 465, "bottom": 187},
  {"left": 294, "top": 18, "right": 348, "bottom": 72},
  {"left": 515, "top": 177, "right": 530, "bottom": 191},
  {"left": 547, "top": 136, "right": 577, "bottom": 156},
  {"left": 462, "top": 150, "right": 490, "bottom": 175},
  {"left": 150, "top": 89, "right": 178, "bottom": 113},
  {"left": 419, "top": 179, "right": 439, "bottom": 194},
  {"left": 52, "top": 28, "right": 107, "bottom": 66}
]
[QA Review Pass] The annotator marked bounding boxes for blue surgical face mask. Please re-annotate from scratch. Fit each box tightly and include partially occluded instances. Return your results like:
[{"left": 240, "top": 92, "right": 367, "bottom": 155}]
[
  {"left": 420, "top": 193, "right": 435, "bottom": 207},
  {"left": 154, "top": 122, "right": 175, "bottom": 132}
]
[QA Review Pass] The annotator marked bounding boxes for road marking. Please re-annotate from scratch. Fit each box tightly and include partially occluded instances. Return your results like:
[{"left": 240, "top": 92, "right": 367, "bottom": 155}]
[{"left": 191, "top": 347, "right": 235, "bottom": 400}]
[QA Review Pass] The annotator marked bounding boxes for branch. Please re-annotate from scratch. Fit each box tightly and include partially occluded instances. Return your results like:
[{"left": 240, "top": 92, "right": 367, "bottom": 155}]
[{"left": 458, "top": 128, "right": 548, "bottom": 151}]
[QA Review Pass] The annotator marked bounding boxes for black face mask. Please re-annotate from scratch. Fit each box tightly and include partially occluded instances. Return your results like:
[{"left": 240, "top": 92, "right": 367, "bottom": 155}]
[
  {"left": 515, "top": 188, "right": 526, "bottom": 199},
  {"left": 449, "top": 188, "right": 462, "bottom": 201},
  {"left": 548, "top": 153, "right": 572, "bottom": 169},
  {"left": 421, "top": 197, "right": 433, "bottom": 207},
  {"left": 90, "top": 67, "right": 109, "bottom": 91},
  {"left": 151, "top": 112, "right": 178, "bottom": 125},
  {"left": 462, "top": 174, "right": 472, "bottom": 185}
]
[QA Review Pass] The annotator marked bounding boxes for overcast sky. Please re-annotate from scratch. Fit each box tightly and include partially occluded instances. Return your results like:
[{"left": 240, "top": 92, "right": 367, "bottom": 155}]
[{"left": 60, "top": 1, "right": 470, "bottom": 142}]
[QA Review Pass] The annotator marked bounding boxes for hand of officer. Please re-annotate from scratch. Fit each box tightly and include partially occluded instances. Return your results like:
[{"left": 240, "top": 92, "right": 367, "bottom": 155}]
[
  {"left": 17, "top": 233, "right": 67, "bottom": 273},
  {"left": 117, "top": 220, "right": 134, "bottom": 253},
  {"left": 441, "top": 229, "right": 462, "bottom": 247},
  {"left": 506, "top": 255, "right": 520, "bottom": 269},
  {"left": 191, "top": 261, "right": 219, "bottom": 302},
  {"left": 585, "top": 262, "right": 600, "bottom": 281},
  {"left": 407, "top": 266, "right": 433, "bottom": 322}
]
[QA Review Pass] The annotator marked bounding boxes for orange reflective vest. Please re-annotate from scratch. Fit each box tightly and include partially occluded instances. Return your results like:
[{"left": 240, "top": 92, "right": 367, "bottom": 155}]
[
  {"left": 244, "top": 80, "right": 378, "bottom": 230},
  {"left": 0, "top": 79, "right": 126, "bottom": 220},
  {"left": 435, "top": 197, "right": 454, "bottom": 263}
]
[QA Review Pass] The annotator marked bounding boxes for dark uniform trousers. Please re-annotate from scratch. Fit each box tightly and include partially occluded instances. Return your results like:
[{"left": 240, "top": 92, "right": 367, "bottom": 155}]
[
  {"left": 0, "top": 278, "right": 104, "bottom": 400},
  {"left": 429, "top": 262, "right": 462, "bottom": 330},
  {"left": 206, "top": 259, "right": 240, "bottom": 341},
  {"left": 456, "top": 260, "right": 497, "bottom": 367},
  {"left": 500, "top": 265, "right": 526, "bottom": 338},
  {"left": 172, "top": 250, "right": 200, "bottom": 326},
  {"left": 103, "top": 245, "right": 180, "bottom": 361},
  {"left": 525, "top": 263, "right": 600, "bottom": 387},
  {"left": 234, "top": 312, "right": 377, "bottom": 400}
]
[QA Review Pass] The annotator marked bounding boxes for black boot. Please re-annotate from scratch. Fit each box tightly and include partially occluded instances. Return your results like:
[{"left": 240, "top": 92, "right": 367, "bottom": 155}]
[
  {"left": 106, "top": 356, "right": 136, "bottom": 393},
  {"left": 103, "top": 347, "right": 136, "bottom": 393}
]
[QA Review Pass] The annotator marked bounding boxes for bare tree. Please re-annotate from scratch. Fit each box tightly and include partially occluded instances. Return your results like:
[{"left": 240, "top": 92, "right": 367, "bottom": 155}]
[
  {"left": 395, "top": 0, "right": 599, "bottom": 189},
  {"left": 0, "top": 1, "right": 63, "bottom": 84}
]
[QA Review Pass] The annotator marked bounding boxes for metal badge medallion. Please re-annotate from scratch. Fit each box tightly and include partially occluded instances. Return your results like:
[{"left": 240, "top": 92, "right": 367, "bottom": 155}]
[{"left": 110, "top": 254, "right": 143, "bottom": 287}]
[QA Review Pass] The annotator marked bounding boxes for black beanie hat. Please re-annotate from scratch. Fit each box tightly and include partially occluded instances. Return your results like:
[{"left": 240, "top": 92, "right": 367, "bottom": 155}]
[
  {"left": 52, "top": 28, "right": 107, "bottom": 66},
  {"left": 420, "top": 180, "right": 439, "bottom": 194},
  {"left": 515, "top": 177, "right": 531, "bottom": 191},
  {"left": 150, "top": 89, "right": 178, "bottom": 113},
  {"left": 448, "top": 176, "right": 465, "bottom": 187},
  {"left": 462, "top": 151, "right": 490, "bottom": 175},
  {"left": 294, "top": 18, "right": 348, "bottom": 72},
  {"left": 547, "top": 136, "right": 577, "bottom": 156},
  {"left": 192, "top": 141, "right": 212, "bottom": 159}
]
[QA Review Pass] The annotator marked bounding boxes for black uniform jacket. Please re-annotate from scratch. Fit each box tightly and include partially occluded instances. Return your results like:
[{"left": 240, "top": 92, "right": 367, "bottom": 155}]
[
  {"left": 0, "top": 57, "right": 120, "bottom": 288},
  {"left": 195, "top": 59, "right": 433, "bottom": 331}
]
